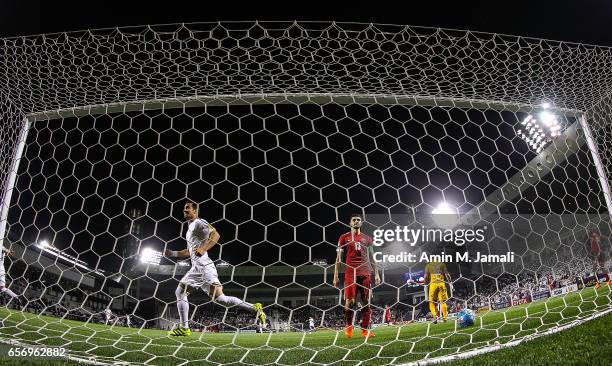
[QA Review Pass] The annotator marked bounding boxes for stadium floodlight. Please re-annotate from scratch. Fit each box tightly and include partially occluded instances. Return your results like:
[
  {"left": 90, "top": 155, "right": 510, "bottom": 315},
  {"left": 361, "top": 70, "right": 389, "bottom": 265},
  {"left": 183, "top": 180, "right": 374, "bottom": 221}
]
[
  {"left": 432, "top": 202, "right": 459, "bottom": 228},
  {"left": 432, "top": 202, "right": 455, "bottom": 215},
  {"left": 516, "top": 108, "right": 567, "bottom": 153},
  {"left": 35, "top": 239, "right": 103, "bottom": 274},
  {"left": 539, "top": 110, "right": 554, "bottom": 126},
  {"left": 139, "top": 248, "right": 162, "bottom": 265},
  {"left": 217, "top": 260, "right": 230, "bottom": 268}
]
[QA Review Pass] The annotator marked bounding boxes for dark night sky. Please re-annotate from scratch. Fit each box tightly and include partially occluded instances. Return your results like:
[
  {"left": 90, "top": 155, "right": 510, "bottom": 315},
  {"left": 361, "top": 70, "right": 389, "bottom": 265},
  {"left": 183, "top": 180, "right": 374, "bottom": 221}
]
[{"left": 1, "top": 1, "right": 612, "bottom": 47}]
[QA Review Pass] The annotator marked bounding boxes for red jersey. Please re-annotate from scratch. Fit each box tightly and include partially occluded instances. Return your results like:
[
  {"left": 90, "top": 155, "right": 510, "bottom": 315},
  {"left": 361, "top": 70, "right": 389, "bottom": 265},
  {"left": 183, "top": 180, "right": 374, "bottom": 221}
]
[
  {"left": 338, "top": 231, "right": 373, "bottom": 277},
  {"left": 591, "top": 237, "right": 601, "bottom": 255}
]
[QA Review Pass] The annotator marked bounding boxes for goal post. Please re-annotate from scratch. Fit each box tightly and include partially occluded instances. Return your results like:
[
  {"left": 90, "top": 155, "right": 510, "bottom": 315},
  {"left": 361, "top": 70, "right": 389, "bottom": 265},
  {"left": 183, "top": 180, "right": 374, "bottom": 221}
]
[
  {"left": 0, "top": 118, "right": 30, "bottom": 250},
  {"left": 579, "top": 113, "right": 612, "bottom": 216}
]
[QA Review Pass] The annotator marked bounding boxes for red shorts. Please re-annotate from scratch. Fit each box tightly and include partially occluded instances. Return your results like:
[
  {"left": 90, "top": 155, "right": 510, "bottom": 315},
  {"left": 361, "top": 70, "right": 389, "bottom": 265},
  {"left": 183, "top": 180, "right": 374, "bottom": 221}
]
[{"left": 344, "top": 274, "right": 371, "bottom": 302}]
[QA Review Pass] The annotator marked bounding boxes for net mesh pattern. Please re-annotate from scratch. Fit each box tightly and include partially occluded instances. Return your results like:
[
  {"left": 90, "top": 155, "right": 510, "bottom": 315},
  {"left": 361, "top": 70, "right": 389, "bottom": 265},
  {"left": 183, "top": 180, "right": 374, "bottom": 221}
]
[{"left": 0, "top": 21, "right": 611, "bottom": 366}]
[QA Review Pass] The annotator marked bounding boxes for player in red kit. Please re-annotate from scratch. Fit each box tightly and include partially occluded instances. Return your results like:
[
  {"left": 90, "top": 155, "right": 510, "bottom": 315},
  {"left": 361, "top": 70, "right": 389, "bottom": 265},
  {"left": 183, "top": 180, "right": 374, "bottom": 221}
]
[
  {"left": 384, "top": 304, "right": 391, "bottom": 325},
  {"left": 333, "top": 213, "right": 381, "bottom": 339},
  {"left": 589, "top": 231, "right": 610, "bottom": 288},
  {"left": 455, "top": 302, "right": 462, "bottom": 313}
]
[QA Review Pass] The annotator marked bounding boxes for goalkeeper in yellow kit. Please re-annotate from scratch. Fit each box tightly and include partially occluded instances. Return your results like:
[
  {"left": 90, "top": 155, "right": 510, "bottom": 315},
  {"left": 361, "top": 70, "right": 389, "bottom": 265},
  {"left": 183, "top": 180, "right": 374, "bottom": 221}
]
[{"left": 424, "top": 261, "right": 452, "bottom": 324}]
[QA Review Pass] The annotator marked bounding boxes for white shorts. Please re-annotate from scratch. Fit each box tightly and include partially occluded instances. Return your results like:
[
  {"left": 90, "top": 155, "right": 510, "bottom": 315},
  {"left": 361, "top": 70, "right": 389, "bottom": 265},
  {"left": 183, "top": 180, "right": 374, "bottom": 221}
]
[{"left": 180, "top": 261, "right": 220, "bottom": 295}]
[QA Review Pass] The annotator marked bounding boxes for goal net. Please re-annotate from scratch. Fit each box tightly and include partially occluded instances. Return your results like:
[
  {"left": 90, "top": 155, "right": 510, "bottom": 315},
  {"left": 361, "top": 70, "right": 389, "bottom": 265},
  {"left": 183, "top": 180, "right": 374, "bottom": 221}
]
[{"left": 0, "top": 22, "right": 611, "bottom": 365}]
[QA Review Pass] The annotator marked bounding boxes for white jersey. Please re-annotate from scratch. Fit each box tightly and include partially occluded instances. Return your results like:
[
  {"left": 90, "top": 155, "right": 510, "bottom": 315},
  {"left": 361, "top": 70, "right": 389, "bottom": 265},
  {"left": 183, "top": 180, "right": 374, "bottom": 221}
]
[
  {"left": 105, "top": 309, "right": 112, "bottom": 319},
  {"left": 186, "top": 218, "right": 214, "bottom": 268},
  {"left": 309, "top": 318, "right": 314, "bottom": 327},
  {"left": 180, "top": 218, "right": 221, "bottom": 293}
]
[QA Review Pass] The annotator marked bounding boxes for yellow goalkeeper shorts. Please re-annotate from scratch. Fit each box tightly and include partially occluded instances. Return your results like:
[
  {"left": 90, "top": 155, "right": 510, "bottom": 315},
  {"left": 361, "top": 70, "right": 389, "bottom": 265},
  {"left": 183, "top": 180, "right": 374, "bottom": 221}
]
[{"left": 429, "top": 283, "right": 448, "bottom": 302}]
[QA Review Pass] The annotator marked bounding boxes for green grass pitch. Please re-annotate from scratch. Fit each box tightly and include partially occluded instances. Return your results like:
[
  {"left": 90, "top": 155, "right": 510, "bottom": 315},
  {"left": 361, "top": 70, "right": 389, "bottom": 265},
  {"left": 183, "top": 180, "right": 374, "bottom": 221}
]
[{"left": 0, "top": 286, "right": 610, "bottom": 366}]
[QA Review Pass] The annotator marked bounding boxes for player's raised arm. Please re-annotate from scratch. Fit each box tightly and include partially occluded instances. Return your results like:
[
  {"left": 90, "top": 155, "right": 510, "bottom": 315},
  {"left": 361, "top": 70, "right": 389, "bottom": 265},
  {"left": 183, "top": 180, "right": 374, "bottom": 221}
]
[{"left": 165, "top": 248, "right": 190, "bottom": 258}]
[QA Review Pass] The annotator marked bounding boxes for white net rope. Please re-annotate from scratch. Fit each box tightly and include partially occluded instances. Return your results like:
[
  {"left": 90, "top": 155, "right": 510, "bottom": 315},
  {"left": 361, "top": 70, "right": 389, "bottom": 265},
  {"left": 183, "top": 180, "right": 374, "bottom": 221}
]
[{"left": 0, "top": 22, "right": 611, "bottom": 365}]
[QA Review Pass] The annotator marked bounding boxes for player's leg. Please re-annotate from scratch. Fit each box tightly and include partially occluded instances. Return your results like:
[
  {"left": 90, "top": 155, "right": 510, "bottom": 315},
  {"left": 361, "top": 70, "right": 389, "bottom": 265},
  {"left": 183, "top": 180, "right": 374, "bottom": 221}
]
[
  {"left": 169, "top": 282, "right": 193, "bottom": 336},
  {"left": 344, "top": 297, "right": 356, "bottom": 338},
  {"left": 202, "top": 260, "right": 265, "bottom": 323},
  {"left": 210, "top": 284, "right": 266, "bottom": 326},
  {"left": 429, "top": 285, "right": 439, "bottom": 323},
  {"left": 596, "top": 254, "right": 610, "bottom": 286},
  {"left": 177, "top": 283, "right": 191, "bottom": 329},
  {"left": 211, "top": 285, "right": 254, "bottom": 312},
  {"left": 441, "top": 302, "right": 448, "bottom": 321},
  {"left": 440, "top": 285, "right": 449, "bottom": 321},
  {"left": 358, "top": 275, "right": 375, "bottom": 338},
  {"left": 343, "top": 276, "right": 357, "bottom": 338},
  {"left": 592, "top": 254, "right": 602, "bottom": 288}
]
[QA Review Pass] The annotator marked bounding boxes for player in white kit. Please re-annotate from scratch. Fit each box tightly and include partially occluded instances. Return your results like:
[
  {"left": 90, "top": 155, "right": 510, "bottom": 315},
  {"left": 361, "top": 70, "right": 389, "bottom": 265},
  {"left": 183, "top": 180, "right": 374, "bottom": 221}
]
[
  {"left": 125, "top": 314, "right": 131, "bottom": 328},
  {"left": 164, "top": 201, "right": 266, "bottom": 336},
  {"left": 308, "top": 317, "right": 316, "bottom": 333},
  {"left": 0, "top": 246, "right": 19, "bottom": 305},
  {"left": 104, "top": 308, "right": 113, "bottom": 325}
]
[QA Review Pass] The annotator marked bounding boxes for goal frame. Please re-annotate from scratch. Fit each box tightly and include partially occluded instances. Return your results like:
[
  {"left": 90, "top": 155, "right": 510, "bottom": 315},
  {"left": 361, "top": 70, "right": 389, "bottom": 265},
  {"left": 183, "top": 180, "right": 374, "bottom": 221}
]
[{"left": 1, "top": 21, "right": 612, "bottom": 365}]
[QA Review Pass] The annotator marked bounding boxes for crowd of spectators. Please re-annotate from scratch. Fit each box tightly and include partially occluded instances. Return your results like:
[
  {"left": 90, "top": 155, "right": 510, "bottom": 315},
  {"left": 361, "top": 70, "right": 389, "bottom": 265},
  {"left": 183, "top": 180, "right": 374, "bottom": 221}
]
[
  {"left": 1, "top": 255, "right": 606, "bottom": 332},
  {"left": 448, "top": 259, "right": 601, "bottom": 312}
]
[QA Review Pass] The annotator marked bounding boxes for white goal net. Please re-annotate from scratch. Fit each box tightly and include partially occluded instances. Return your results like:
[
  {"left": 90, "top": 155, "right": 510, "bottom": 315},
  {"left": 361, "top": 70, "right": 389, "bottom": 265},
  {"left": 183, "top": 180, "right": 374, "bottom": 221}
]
[{"left": 0, "top": 22, "right": 611, "bottom": 365}]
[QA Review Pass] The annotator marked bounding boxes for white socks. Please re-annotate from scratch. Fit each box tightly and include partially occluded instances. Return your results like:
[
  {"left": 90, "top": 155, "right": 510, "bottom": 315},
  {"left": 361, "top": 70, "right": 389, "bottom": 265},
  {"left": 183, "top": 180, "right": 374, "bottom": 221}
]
[
  {"left": 175, "top": 286, "right": 190, "bottom": 329},
  {"left": 215, "top": 295, "right": 254, "bottom": 312}
]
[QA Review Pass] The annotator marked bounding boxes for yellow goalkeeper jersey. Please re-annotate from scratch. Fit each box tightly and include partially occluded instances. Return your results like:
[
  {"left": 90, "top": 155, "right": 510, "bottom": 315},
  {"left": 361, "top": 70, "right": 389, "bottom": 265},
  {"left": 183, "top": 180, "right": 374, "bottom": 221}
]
[{"left": 425, "top": 261, "right": 448, "bottom": 284}]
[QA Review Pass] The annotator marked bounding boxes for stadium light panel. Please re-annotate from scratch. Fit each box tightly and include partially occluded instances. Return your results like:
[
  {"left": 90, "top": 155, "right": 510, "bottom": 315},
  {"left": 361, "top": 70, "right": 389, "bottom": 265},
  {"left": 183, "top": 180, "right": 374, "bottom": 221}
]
[
  {"left": 217, "top": 260, "right": 230, "bottom": 267},
  {"left": 432, "top": 202, "right": 454, "bottom": 215},
  {"left": 140, "top": 247, "right": 162, "bottom": 265},
  {"left": 516, "top": 107, "right": 566, "bottom": 154}
]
